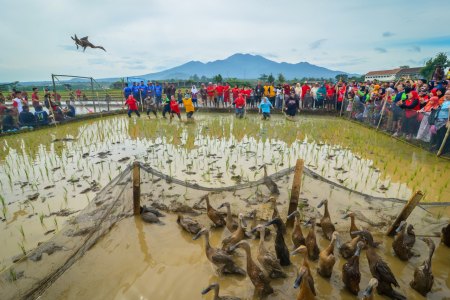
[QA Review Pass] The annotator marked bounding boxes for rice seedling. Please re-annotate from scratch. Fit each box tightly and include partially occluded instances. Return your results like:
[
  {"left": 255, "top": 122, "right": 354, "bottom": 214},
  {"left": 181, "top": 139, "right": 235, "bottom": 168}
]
[
  {"left": 53, "top": 216, "right": 58, "bottom": 226},
  {"left": 18, "top": 242, "right": 26, "bottom": 255},
  {"left": 9, "top": 268, "right": 17, "bottom": 281},
  {"left": 17, "top": 225, "right": 25, "bottom": 237}
]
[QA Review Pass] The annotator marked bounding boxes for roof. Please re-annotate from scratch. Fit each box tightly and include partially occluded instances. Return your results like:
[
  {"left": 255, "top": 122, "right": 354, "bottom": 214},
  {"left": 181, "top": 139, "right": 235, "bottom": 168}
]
[
  {"left": 365, "top": 69, "right": 401, "bottom": 76},
  {"left": 397, "top": 67, "right": 422, "bottom": 74}
]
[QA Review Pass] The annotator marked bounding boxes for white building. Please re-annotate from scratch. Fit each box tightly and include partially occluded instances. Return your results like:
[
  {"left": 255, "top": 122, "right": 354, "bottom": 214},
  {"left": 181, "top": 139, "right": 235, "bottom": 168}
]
[{"left": 365, "top": 69, "right": 401, "bottom": 82}]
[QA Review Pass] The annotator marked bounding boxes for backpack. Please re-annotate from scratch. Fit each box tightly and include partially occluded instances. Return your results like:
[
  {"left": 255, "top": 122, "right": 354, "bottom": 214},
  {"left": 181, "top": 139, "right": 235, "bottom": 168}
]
[{"left": 428, "top": 105, "right": 442, "bottom": 126}]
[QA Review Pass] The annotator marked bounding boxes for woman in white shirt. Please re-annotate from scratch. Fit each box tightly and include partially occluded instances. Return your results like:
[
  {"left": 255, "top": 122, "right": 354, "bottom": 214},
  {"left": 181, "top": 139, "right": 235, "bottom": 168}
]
[
  {"left": 310, "top": 84, "right": 319, "bottom": 108},
  {"left": 295, "top": 83, "right": 302, "bottom": 108},
  {"left": 13, "top": 91, "right": 25, "bottom": 116}
]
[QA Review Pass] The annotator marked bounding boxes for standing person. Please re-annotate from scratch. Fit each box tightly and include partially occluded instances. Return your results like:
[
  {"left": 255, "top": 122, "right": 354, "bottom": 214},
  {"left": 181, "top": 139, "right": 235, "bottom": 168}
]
[
  {"left": 391, "top": 83, "right": 408, "bottom": 135},
  {"left": 191, "top": 85, "right": 199, "bottom": 107},
  {"left": 275, "top": 84, "right": 283, "bottom": 108},
  {"left": 233, "top": 93, "right": 245, "bottom": 118},
  {"left": 433, "top": 90, "right": 450, "bottom": 153},
  {"left": 326, "top": 84, "right": 334, "bottom": 111},
  {"left": 206, "top": 82, "right": 215, "bottom": 107},
  {"left": 170, "top": 95, "right": 181, "bottom": 122},
  {"left": 216, "top": 82, "right": 225, "bottom": 108},
  {"left": 294, "top": 83, "right": 302, "bottom": 108},
  {"left": 161, "top": 94, "right": 171, "bottom": 118},
  {"left": 213, "top": 84, "right": 218, "bottom": 107},
  {"left": 336, "top": 86, "right": 345, "bottom": 111},
  {"left": 22, "top": 89, "right": 28, "bottom": 101},
  {"left": 182, "top": 94, "right": 203, "bottom": 120},
  {"left": 302, "top": 84, "right": 312, "bottom": 109},
  {"left": 310, "top": 83, "right": 319, "bottom": 108},
  {"left": 147, "top": 81, "right": 155, "bottom": 99},
  {"left": 231, "top": 84, "right": 240, "bottom": 104},
  {"left": 177, "top": 89, "right": 183, "bottom": 104},
  {"left": 263, "top": 81, "right": 271, "bottom": 100},
  {"left": 284, "top": 92, "right": 300, "bottom": 120},
  {"left": 154, "top": 82, "right": 163, "bottom": 106},
  {"left": 269, "top": 82, "right": 276, "bottom": 106},
  {"left": 200, "top": 84, "right": 207, "bottom": 107},
  {"left": 169, "top": 83, "right": 177, "bottom": 99},
  {"left": 131, "top": 82, "right": 139, "bottom": 103},
  {"left": 301, "top": 83, "right": 309, "bottom": 108},
  {"left": 122, "top": 95, "right": 140, "bottom": 118},
  {"left": 283, "top": 83, "right": 291, "bottom": 101},
  {"left": 223, "top": 82, "right": 231, "bottom": 107},
  {"left": 13, "top": 91, "right": 25, "bottom": 115},
  {"left": 316, "top": 83, "right": 327, "bottom": 109},
  {"left": 258, "top": 97, "right": 273, "bottom": 120},
  {"left": 163, "top": 82, "right": 170, "bottom": 99},
  {"left": 144, "top": 95, "right": 157, "bottom": 119},
  {"left": 254, "top": 80, "right": 264, "bottom": 105},
  {"left": 31, "top": 87, "right": 40, "bottom": 110},
  {"left": 76, "top": 89, "right": 82, "bottom": 101},
  {"left": 139, "top": 81, "right": 147, "bottom": 106},
  {"left": 430, "top": 65, "right": 445, "bottom": 89},
  {"left": 250, "top": 88, "right": 255, "bottom": 108}
]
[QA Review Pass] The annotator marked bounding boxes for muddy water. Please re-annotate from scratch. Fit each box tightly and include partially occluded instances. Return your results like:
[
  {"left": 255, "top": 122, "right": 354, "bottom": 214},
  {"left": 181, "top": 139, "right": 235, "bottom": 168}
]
[{"left": 39, "top": 212, "right": 450, "bottom": 300}]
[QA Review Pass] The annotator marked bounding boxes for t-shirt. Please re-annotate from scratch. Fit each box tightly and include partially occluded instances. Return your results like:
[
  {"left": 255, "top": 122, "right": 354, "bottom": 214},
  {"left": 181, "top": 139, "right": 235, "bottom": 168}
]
[
  {"left": 2, "top": 115, "right": 14, "bottom": 130},
  {"left": 269, "top": 87, "right": 276, "bottom": 97},
  {"left": 232, "top": 88, "right": 240, "bottom": 99},
  {"left": 263, "top": 86, "right": 271, "bottom": 96},
  {"left": 144, "top": 97, "right": 156, "bottom": 110},
  {"left": 125, "top": 98, "right": 138, "bottom": 110},
  {"left": 258, "top": 101, "right": 272, "bottom": 113},
  {"left": 139, "top": 85, "right": 147, "bottom": 96},
  {"left": 216, "top": 86, "right": 225, "bottom": 96},
  {"left": 19, "top": 111, "right": 35, "bottom": 124},
  {"left": 32, "top": 93, "right": 40, "bottom": 106},
  {"left": 35, "top": 110, "right": 48, "bottom": 124},
  {"left": 301, "top": 85, "right": 310, "bottom": 97},
  {"left": 207, "top": 86, "right": 215, "bottom": 96},
  {"left": 154, "top": 86, "right": 163, "bottom": 96},
  {"left": 182, "top": 98, "right": 195, "bottom": 113},
  {"left": 76, "top": 90, "right": 82, "bottom": 97},
  {"left": 131, "top": 86, "right": 139, "bottom": 96},
  {"left": 326, "top": 88, "right": 334, "bottom": 98},
  {"left": 223, "top": 86, "right": 230, "bottom": 98},
  {"left": 65, "top": 105, "right": 75, "bottom": 116},
  {"left": 14, "top": 98, "right": 23, "bottom": 113},
  {"left": 283, "top": 85, "right": 290, "bottom": 95},
  {"left": 147, "top": 85, "right": 155, "bottom": 96},
  {"left": 51, "top": 93, "right": 61, "bottom": 101},
  {"left": 123, "top": 87, "right": 132, "bottom": 96}
]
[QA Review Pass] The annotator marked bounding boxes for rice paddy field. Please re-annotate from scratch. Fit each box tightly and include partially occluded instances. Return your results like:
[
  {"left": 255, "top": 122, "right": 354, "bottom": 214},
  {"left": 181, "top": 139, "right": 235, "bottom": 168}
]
[{"left": 1, "top": 112, "right": 449, "bottom": 299}]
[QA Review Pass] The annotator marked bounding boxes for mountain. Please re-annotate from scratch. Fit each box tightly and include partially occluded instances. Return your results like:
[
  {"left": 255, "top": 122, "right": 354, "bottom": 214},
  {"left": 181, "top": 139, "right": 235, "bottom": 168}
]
[{"left": 135, "top": 54, "right": 359, "bottom": 81}]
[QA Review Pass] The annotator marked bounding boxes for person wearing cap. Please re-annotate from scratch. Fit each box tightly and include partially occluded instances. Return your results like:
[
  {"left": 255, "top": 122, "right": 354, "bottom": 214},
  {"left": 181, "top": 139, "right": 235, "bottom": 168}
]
[
  {"left": 154, "top": 82, "right": 163, "bottom": 106},
  {"left": 147, "top": 81, "right": 155, "bottom": 99}
]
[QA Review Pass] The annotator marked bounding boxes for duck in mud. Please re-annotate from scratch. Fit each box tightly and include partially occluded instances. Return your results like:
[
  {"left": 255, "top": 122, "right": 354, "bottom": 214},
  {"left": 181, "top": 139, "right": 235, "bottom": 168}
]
[
  {"left": 198, "top": 195, "right": 226, "bottom": 227},
  {"left": 352, "top": 230, "right": 406, "bottom": 300},
  {"left": 317, "top": 199, "right": 335, "bottom": 240},
  {"left": 140, "top": 205, "right": 165, "bottom": 225},
  {"left": 342, "top": 212, "right": 383, "bottom": 247},
  {"left": 287, "top": 210, "right": 306, "bottom": 248},
  {"left": 338, "top": 234, "right": 362, "bottom": 259},
  {"left": 248, "top": 210, "right": 270, "bottom": 238},
  {"left": 293, "top": 266, "right": 315, "bottom": 300},
  {"left": 290, "top": 245, "right": 316, "bottom": 296},
  {"left": 392, "top": 221, "right": 414, "bottom": 261},
  {"left": 342, "top": 241, "right": 363, "bottom": 295},
  {"left": 264, "top": 197, "right": 287, "bottom": 234},
  {"left": 230, "top": 241, "right": 274, "bottom": 298},
  {"left": 222, "top": 213, "right": 247, "bottom": 252},
  {"left": 217, "top": 202, "right": 239, "bottom": 233},
  {"left": 193, "top": 228, "right": 246, "bottom": 275},
  {"left": 441, "top": 223, "right": 450, "bottom": 247},
  {"left": 303, "top": 217, "right": 320, "bottom": 261},
  {"left": 177, "top": 214, "right": 202, "bottom": 234},
  {"left": 249, "top": 224, "right": 287, "bottom": 278},
  {"left": 404, "top": 224, "right": 416, "bottom": 248},
  {"left": 362, "top": 278, "right": 378, "bottom": 300},
  {"left": 317, "top": 231, "right": 339, "bottom": 277},
  {"left": 265, "top": 217, "right": 291, "bottom": 266},
  {"left": 201, "top": 282, "right": 241, "bottom": 300},
  {"left": 410, "top": 237, "right": 435, "bottom": 296},
  {"left": 259, "top": 164, "right": 280, "bottom": 195}
]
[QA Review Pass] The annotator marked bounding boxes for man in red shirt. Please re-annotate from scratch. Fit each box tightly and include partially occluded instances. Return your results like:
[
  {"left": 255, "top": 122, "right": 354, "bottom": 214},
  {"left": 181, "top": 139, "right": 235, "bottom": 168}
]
[
  {"left": 206, "top": 82, "right": 215, "bottom": 107},
  {"left": 216, "top": 82, "right": 225, "bottom": 108},
  {"left": 76, "top": 89, "right": 82, "bottom": 99},
  {"left": 31, "top": 87, "right": 40, "bottom": 109},
  {"left": 22, "top": 89, "right": 28, "bottom": 101},
  {"left": 326, "top": 85, "right": 334, "bottom": 111},
  {"left": 122, "top": 95, "right": 140, "bottom": 117},
  {"left": 232, "top": 85, "right": 240, "bottom": 101},
  {"left": 233, "top": 93, "right": 245, "bottom": 118},
  {"left": 223, "top": 82, "right": 231, "bottom": 107},
  {"left": 283, "top": 83, "right": 290, "bottom": 100}
]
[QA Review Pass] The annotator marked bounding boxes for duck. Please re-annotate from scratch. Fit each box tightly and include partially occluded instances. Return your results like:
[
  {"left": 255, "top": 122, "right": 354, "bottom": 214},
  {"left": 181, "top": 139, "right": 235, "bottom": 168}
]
[
  {"left": 259, "top": 164, "right": 280, "bottom": 195},
  {"left": 198, "top": 195, "right": 226, "bottom": 227},
  {"left": 303, "top": 217, "right": 320, "bottom": 261},
  {"left": 317, "top": 199, "right": 335, "bottom": 240},
  {"left": 201, "top": 282, "right": 241, "bottom": 300},
  {"left": 352, "top": 230, "right": 406, "bottom": 300},
  {"left": 248, "top": 210, "right": 271, "bottom": 238},
  {"left": 193, "top": 228, "right": 246, "bottom": 275},
  {"left": 249, "top": 224, "right": 287, "bottom": 278},
  {"left": 290, "top": 245, "right": 316, "bottom": 295},
  {"left": 140, "top": 205, "right": 165, "bottom": 225},
  {"left": 265, "top": 217, "right": 291, "bottom": 266},
  {"left": 392, "top": 221, "right": 413, "bottom": 261},
  {"left": 339, "top": 234, "right": 362, "bottom": 259},
  {"left": 177, "top": 214, "right": 202, "bottom": 234},
  {"left": 317, "top": 231, "right": 339, "bottom": 277},
  {"left": 222, "top": 213, "right": 247, "bottom": 252},
  {"left": 140, "top": 205, "right": 165, "bottom": 217},
  {"left": 442, "top": 223, "right": 450, "bottom": 247},
  {"left": 264, "top": 197, "right": 287, "bottom": 234},
  {"left": 342, "top": 241, "right": 363, "bottom": 295},
  {"left": 404, "top": 224, "right": 415, "bottom": 248},
  {"left": 217, "top": 202, "right": 239, "bottom": 232},
  {"left": 410, "top": 237, "right": 435, "bottom": 296},
  {"left": 342, "top": 211, "right": 359, "bottom": 239},
  {"left": 362, "top": 278, "right": 378, "bottom": 300},
  {"left": 230, "top": 241, "right": 274, "bottom": 298},
  {"left": 287, "top": 211, "right": 306, "bottom": 248},
  {"left": 293, "top": 266, "right": 315, "bottom": 300}
]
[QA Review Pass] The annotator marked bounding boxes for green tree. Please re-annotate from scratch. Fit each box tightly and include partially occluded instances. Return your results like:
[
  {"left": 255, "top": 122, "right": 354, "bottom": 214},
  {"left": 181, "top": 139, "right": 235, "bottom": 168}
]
[
  {"left": 335, "top": 74, "right": 348, "bottom": 81},
  {"left": 277, "top": 73, "right": 286, "bottom": 83},
  {"left": 267, "top": 73, "right": 275, "bottom": 83},
  {"left": 258, "top": 74, "right": 268, "bottom": 82},
  {"left": 0, "top": 81, "right": 20, "bottom": 91},
  {"left": 399, "top": 65, "right": 410, "bottom": 69},
  {"left": 200, "top": 75, "right": 207, "bottom": 81},
  {"left": 293, "top": 77, "right": 299, "bottom": 82},
  {"left": 193, "top": 74, "right": 200, "bottom": 81},
  {"left": 212, "top": 74, "right": 223, "bottom": 83},
  {"left": 420, "top": 52, "right": 450, "bottom": 80}
]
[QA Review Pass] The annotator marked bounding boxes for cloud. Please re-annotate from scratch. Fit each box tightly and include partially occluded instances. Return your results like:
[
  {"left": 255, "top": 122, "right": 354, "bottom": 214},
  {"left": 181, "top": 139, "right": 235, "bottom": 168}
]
[
  {"left": 88, "top": 58, "right": 109, "bottom": 65},
  {"left": 128, "top": 65, "right": 146, "bottom": 70},
  {"left": 58, "top": 45, "right": 78, "bottom": 51},
  {"left": 291, "top": 49, "right": 297, "bottom": 52},
  {"left": 374, "top": 47, "right": 387, "bottom": 53},
  {"left": 408, "top": 44, "right": 421, "bottom": 52},
  {"left": 382, "top": 31, "right": 394, "bottom": 37},
  {"left": 309, "top": 39, "right": 326, "bottom": 50}
]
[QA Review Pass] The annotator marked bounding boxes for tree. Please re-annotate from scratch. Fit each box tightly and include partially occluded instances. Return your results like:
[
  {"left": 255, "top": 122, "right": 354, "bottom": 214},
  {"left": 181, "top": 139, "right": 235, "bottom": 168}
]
[
  {"left": 212, "top": 74, "right": 223, "bottom": 83},
  {"left": 420, "top": 52, "right": 450, "bottom": 80},
  {"left": 193, "top": 74, "right": 199, "bottom": 81},
  {"left": 335, "top": 74, "right": 348, "bottom": 81},
  {"left": 0, "top": 81, "right": 20, "bottom": 91},
  {"left": 200, "top": 75, "right": 207, "bottom": 81},
  {"left": 267, "top": 73, "right": 275, "bottom": 83},
  {"left": 258, "top": 74, "right": 268, "bottom": 82},
  {"left": 399, "top": 65, "right": 410, "bottom": 69},
  {"left": 277, "top": 73, "right": 286, "bottom": 83}
]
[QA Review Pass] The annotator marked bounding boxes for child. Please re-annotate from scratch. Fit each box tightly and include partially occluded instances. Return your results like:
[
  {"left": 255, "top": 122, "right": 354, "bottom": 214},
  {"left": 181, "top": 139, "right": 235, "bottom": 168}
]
[
  {"left": 122, "top": 95, "right": 140, "bottom": 118},
  {"left": 144, "top": 95, "right": 157, "bottom": 119},
  {"left": 170, "top": 95, "right": 181, "bottom": 122},
  {"left": 258, "top": 97, "right": 273, "bottom": 120},
  {"left": 233, "top": 93, "right": 246, "bottom": 118},
  {"left": 177, "top": 90, "right": 183, "bottom": 104},
  {"left": 191, "top": 85, "right": 199, "bottom": 107},
  {"left": 162, "top": 94, "right": 171, "bottom": 118},
  {"left": 182, "top": 94, "right": 203, "bottom": 120},
  {"left": 250, "top": 88, "right": 255, "bottom": 108}
]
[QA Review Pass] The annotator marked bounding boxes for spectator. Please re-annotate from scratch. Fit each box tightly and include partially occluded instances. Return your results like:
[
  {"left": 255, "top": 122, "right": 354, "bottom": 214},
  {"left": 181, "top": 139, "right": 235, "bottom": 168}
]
[
  {"left": 22, "top": 89, "right": 28, "bottom": 101},
  {"left": 263, "top": 81, "right": 271, "bottom": 99},
  {"left": 431, "top": 65, "right": 445, "bottom": 83},
  {"left": 131, "top": 82, "right": 140, "bottom": 103},
  {"left": 391, "top": 83, "right": 408, "bottom": 135},
  {"left": 163, "top": 82, "right": 170, "bottom": 100},
  {"left": 13, "top": 91, "right": 25, "bottom": 115},
  {"left": 310, "top": 83, "right": 319, "bottom": 108},
  {"left": 69, "top": 89, "right": 75, "bottom": 100},
  {"left": 62, "top": 100, "right": 76, "bottom": 117},
  {"left": 169, "top": 83, "right": 176, "bottom": 99},
  {"left": 139, "top": 81, "right": 147, "bottom": 100},
  {"left": 295, "top": 83, "right": 302, "bottom": 107},
  {"left": 316, "top": 83, "right": 327, "bottom": 109},
  {"left": 216, "top": 82, "right": 225, "bottom": 108},
  {"left": 254, "top": 80, "right": 263, "bottom": 105},
  {"left": 206, "top": 82, "right": 215, "bottom": 107},
  {"left": 154, "top": 82, "right": 163, "bottom": 106},
  {"left": 223, "top": 82, "right": 231, "bottom": 107},
  {"left": 231, "top": 84, "right": 240, "bottom": 104},
  {"left": 147, "top": 81, "right": 155, "bottom": 98},
  {"left": 0, "top": 89, "right": 4, "bottom": 104},
  {"left": 397, "top": 91, "right": 420, "bottom": 141},
  {"left": 0, "top": 102, "right": 7, "bottom": 118},
  {"left": 2, "top": 109, "right": 20, "bottom": 132},
  {"left": 283, "top": 83, "right": 291, "bottom": 100},
  {"left": 200, "top": 84, "right": 207, "bottom": 106},
  {"left": 18, "top": 105, "right": 36, "bottom": 126},
  {"left": 213, "top": 84, "right": 218, "bottom": 107},
  {"left": 275, "top": 84, "right": 283, "bottom": 108},
  {"left": 31, "top": 87, "right": 40, "bottom": 110},
  {"left": 269, "top": 82, "right": 276, "bottom": 107},
  {"left": 51, "top": 91, "right": 61, "bottom": 103},
  {"left": 258, "top": 97, "right": 273, "bottom": 120},
  {"left": 34, "top": 105, "right": 49, "bottom": 125},
  {"left": 416, "top": 95, "right": 442, "bottom": 142},
  {"left": 191, "top": 85, "right": 199, "bottom": 107},
  {"left": 123, "top": 83, "right": 132, "bottom": 99},
  {"left": 433, "top": 90, "right": 450, "bottom": 153},
  {"left": 76, "top": 89, "right": 82, "bottom": 100},
  {"left": 285, "top": 92, "right": 300, "bottom": 120}
]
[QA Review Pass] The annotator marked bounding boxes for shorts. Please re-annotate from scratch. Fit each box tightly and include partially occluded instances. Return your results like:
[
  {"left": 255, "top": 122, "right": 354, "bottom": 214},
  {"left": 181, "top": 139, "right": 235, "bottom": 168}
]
[
  {"left": 192, "top": 98, "right": 197, "bottom": 103},
  {"left": 207, "top": 95, "right": 214, "bottom": 102},
  {"left": 201, "top": 94, "right": 207, "bottom": 100},
  {"left": 217, "top": 95, "right": 224, "bottom": 103},
  {"left": 214, "top": 98, "right": 218, "bottom": 103},
  {"left": 187, "top": 111, "right": 194, "bottom": 118}
]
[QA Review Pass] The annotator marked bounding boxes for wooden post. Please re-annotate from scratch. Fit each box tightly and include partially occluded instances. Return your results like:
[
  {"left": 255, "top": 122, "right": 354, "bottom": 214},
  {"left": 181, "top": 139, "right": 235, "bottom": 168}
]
[
  {"left": 96, "top": 92, "right": 102, "bottom": 117},
  {"left": 121, "top": 90, "right": 125, "bottom": 113},
  {"left": 386, "top": 190, "right": 423, "bottom": 236},
  {"left": 437, "top": 121, "right": 450, "bottom": 157},
  {"left": 133, "top": 162, "right": 140, "bottom": 215},
  {"left": 339, "top": 95, "right": 345, "bottom": 117},
  {"left": 91, "top": 78, "right": 96, "bottom": 112},
  {"left": 286, "top": 159, "right": 304, "bottom": 227}
]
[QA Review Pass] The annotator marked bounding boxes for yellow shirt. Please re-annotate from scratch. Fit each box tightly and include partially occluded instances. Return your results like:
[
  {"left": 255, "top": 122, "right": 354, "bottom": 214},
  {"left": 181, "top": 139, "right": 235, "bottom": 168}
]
[
  {"left": 182, "top": 98, "right": 194, "bottom": 112},
  {"left": 263, "top": 86, "right": 271, "bottom": 96},
  {"left": 373, "top": 84, "right": 380, "bottom": 94},
  {"left": 269, "top": 86, "right": 276, "bottom": 97}
]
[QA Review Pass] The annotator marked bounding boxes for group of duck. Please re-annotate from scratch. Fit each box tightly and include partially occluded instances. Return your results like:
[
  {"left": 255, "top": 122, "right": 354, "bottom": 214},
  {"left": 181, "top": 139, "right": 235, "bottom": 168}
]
[{"left": 171, "top": 195, "right": 450, "bottom": 300}]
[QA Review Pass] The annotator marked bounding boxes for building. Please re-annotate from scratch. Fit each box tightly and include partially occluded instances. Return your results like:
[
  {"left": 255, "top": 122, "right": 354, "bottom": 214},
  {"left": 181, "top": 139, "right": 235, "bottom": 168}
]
[{"left": 365, "top": 67, "right": 423, "bottom": 82}]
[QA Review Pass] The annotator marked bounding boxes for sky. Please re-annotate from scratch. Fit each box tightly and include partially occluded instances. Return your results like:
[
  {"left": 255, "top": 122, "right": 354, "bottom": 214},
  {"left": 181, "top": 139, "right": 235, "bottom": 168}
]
[{"left": 1, "top": 0, "right": 450, "bottom": 82}]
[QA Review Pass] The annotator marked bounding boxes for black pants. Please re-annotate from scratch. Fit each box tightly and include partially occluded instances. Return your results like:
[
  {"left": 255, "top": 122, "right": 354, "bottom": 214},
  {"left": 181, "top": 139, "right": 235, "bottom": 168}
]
[
  {"left": 162, "top": 105, "right": 171, "bottom": 117},
  {"left": 436, "top": 125, "right": 450, "bottom": 153},
  {"left": 263, "top": 112, "right": 270, "bottom": 119},
  {"left": 337, "top": 101, "right": 342, "bottom": 111},
  {"left": 268, "top": 97, "right": 275, "bottom": 106},
  {"left": 254, "top": 96, "right": 261, "bottom": 104},
  {"left": 171, "top": 112, "right": 181, "bottom": 119},
  {"left": 128, "top": 109, "right": 140, "bottom": 117},
  {"left": 187, "top": 111, "right": 194, "bottom": 118},
  {"left": 146, "top": 109, "right": 157, "bottom": 116}
]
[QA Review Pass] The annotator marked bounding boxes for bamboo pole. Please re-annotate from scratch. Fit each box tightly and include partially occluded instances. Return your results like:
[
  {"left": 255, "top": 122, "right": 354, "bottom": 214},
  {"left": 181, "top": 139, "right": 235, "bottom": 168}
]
[
  {"left": 339, "top": 95, "right": 346, "bottom": 117},
  {"left": 96, "top": 92, "right": 102, "bottom": 117},
  {"left": 286, "top": 159, "right": 304, "bottom": 227},
  {"left": 437, "top": 114, "right": 450, "bottom": 157},
  {"left": 121, "top": 90, "right": 125, "bottom": 114},
  {"left": 53, "top": 75, "right": 89, "bottom": 112},
  {"left": 376, "top": 97, "right": 388, "bottom": 131},
  {"left": 90, "top": 78, "right": 96, "bottom": 113},
  {"left": 386, "top": 190, "right": 423, "bottom": 236},
  {"left": 133, "top": 161, "right": 141, "bottom": 214}
]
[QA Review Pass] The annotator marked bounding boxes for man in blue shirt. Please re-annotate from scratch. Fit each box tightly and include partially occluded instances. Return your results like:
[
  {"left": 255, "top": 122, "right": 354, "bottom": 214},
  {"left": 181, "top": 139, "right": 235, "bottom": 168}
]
[
  {"left": 123, "top": 83, "right": 132, "bottom": 99},
  {"left": 63, "top": 100, "right": 76, "bottom": 117},
  {"left": 131, "top": 82, "right": 140, "bottom": 102},
  {"left": 154, "top": 82, "right": 163, "bottom": 106},
  {"left": 34, "top": 105, "right": 49, "bottom": 125},
  {"left": 19, "top": 105, "right": 36, "bottom": 126},
  {"left": 147, "top": 81, "right": 155, "bottom": 98},
  {"left": 139, "top": 81, "right": 147, "bottom": 101}
]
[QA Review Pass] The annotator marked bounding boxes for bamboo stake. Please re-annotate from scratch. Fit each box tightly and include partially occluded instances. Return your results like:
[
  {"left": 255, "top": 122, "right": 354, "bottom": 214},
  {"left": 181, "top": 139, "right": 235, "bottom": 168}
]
[
  {"left": 386, "top": 190, "right": 423, "bottom": 236},
  {"left": 95, "top": 92, "right": 102, "bottom": 117},
  {"left": 121, "top": 90, "right": 125, "bottom": 114},
  {"left": 437, "top": 112, "right": 450, "bottom": 156},
  {"left": 133, "top": 161, "right": 141, "bottom": 214},
  {"left": 376, "top": 97, "right": 388, "bottom": 131},
  {"left": 286, "top": 159, "right": 304, "bottom": 227}
]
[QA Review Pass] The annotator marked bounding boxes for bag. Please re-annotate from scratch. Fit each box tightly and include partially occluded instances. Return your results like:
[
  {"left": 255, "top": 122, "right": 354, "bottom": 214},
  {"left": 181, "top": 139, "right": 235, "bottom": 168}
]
[{"left": 428, "top": 105, "right": 442, "bottom": 126}]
